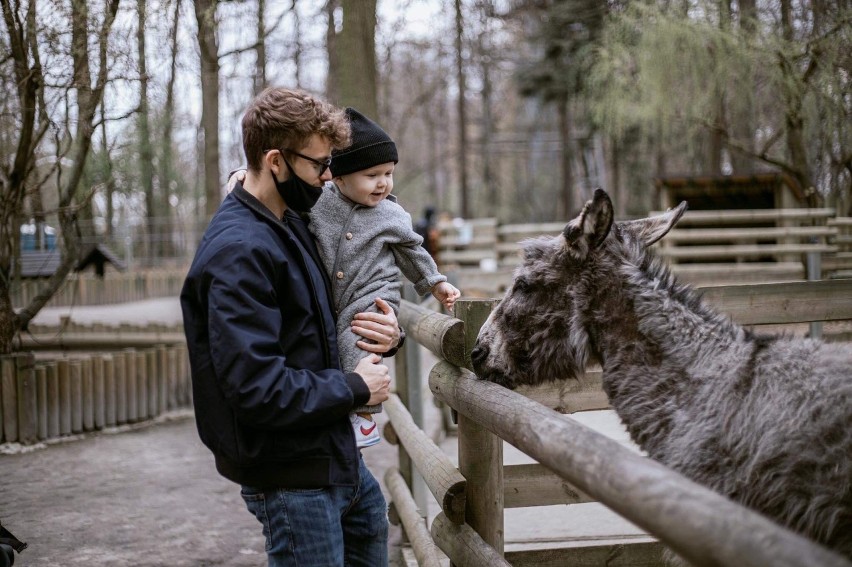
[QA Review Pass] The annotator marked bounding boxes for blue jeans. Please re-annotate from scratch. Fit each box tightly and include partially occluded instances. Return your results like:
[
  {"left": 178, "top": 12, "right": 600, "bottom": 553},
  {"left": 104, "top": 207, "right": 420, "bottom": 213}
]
[{"left": 240, "top": 457, "right": 388, "bottom": 567}]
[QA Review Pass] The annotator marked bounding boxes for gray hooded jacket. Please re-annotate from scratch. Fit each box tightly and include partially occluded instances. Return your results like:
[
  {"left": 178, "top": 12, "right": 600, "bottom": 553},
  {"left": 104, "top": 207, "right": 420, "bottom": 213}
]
[{"left": 309, "top": 184, "right": 447, "bottom": 376}]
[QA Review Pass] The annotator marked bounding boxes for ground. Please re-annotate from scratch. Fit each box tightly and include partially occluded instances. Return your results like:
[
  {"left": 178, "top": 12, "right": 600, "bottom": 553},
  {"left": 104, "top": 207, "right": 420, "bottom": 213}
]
[{"left": 0, "top": 411, "right": 407, "bottom": 567}]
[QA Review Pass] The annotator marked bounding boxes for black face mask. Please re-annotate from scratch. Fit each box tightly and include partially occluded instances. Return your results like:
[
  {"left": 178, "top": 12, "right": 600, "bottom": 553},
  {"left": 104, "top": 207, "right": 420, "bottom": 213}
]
[{"left": 272, "top": 159, "right": 324, "bottom": 213}]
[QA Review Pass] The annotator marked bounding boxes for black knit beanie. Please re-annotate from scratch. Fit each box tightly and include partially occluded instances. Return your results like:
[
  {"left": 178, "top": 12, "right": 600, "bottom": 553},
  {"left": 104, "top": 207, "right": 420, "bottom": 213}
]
[{"left": 331, "top": 108, "right": 398, "bottom": 177}]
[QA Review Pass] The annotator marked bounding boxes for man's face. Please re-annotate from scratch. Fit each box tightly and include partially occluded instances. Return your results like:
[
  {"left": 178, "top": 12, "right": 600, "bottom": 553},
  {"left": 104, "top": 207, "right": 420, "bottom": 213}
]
[{"left": 278, "top": 134, "right": 334, "bottom": 187}]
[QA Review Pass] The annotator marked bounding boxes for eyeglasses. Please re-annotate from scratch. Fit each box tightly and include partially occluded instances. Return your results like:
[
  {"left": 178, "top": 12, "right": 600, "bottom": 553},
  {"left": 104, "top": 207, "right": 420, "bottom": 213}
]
[
  {"left": 264, "top": 148, "right": 333, "bottom": 176},
  {"left": 286, "top": 149, "right": 333, "bottom": 176}
]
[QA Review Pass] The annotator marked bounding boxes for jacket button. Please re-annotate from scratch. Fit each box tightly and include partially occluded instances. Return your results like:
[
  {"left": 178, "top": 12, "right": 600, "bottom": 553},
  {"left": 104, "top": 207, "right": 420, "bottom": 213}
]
[
  {"left": 336, "top": 271, "right": 344, "bottom": 279},
  {"left": 345, "top": 232, "right": 353, "bottom": 240}
]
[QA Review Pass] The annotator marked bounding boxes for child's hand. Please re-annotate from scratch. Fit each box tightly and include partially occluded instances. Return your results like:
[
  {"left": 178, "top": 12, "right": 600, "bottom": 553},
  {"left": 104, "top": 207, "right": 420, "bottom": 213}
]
[
  {"left": 226, "top": 169, "right": 247, "bottom": 193},
  {"left": 432, "top": 282, "right": 461, "bottom": 311}
]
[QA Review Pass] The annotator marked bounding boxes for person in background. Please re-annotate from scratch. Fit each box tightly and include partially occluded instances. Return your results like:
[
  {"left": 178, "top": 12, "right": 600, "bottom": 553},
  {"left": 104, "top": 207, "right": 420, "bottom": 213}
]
[
  {"left": 181, "top": 88, "right": 401, "bottom": 567},
  {"left": 308, "top": 107, "right": 460, "bottom": 448}
]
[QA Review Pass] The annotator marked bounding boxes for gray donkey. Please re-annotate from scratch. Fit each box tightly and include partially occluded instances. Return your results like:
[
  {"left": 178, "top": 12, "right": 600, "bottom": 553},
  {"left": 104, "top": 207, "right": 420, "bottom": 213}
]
[{"left": 471, "top": 189, "right": 852, "bottom": 559}]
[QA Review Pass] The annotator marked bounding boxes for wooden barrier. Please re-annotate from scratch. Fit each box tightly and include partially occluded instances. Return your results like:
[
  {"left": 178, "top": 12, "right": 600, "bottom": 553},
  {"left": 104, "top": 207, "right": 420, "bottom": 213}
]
[
  {"left": 385, "top": 467, "right": 444, "bottom": 567},
  {"left": 386, "top": 281, "right": 852, "bottom": 567},
  {"left": 10, "top": 268, "right": 188, "bottom": 309},
  {"left": 1, "top": 324, "right": 193, "bottom": 446},
  {"left": 435, "top": 210, "right": 852, "bottom": 295}
]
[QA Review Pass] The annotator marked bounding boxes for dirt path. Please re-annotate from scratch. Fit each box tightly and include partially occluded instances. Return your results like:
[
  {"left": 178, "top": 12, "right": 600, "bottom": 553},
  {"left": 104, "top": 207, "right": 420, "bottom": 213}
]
[{"left": 0, "top": 412, "right": 405, "bottom": 566}]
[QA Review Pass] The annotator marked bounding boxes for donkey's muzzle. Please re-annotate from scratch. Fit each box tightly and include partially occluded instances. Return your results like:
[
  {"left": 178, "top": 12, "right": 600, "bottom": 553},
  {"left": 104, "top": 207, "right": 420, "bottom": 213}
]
[{"left": 470, "top": 343, "right": 488, "bottom": 374}]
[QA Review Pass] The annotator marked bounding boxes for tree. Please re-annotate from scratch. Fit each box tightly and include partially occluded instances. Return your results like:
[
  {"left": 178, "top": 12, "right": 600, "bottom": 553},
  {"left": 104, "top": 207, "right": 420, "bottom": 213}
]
[
  {"left": 589, "top": 2, "right": 851, "bottom": 206},
  {"left": 0, "top": 0, "right": 120, "bottom": 354},
  {"left": 332, "top": 0, "right": 379, "bottom": 117},
  {"left": 193, "top": 0, "right": 221, "bottom": 219},
  {"left": 513, "top": 0, "right": 609, "bottom": 218}
]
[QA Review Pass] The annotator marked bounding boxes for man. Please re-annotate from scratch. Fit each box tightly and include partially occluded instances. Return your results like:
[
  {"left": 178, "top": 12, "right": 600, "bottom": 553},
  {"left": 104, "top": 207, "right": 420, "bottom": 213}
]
[{"left": 181, "top": 88, "right": 400, "bottom": 566}]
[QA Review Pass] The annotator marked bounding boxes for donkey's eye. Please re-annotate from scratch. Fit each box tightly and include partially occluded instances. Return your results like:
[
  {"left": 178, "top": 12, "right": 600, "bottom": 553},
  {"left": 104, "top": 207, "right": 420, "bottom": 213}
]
[{"left": 514, "top": 278, "right": 529, "bottom": 292}]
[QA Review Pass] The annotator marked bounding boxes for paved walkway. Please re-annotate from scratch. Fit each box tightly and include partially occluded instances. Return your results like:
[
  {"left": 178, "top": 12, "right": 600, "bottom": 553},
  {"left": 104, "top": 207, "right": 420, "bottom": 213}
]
[{"left": 0, "top": 411, "right": 406, "bottom": 566}]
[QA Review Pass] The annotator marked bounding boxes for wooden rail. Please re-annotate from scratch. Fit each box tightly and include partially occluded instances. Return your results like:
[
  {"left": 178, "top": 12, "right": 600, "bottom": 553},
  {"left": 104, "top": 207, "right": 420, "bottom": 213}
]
[
  {"left": 386, "top": 280, "right": 852, "bottom": 566},
  {"left": 436, "top": 210, "right": 851, "bottom": 293},
  {"left": 10, "top": 268, "right": 188, "bottom": 309}
]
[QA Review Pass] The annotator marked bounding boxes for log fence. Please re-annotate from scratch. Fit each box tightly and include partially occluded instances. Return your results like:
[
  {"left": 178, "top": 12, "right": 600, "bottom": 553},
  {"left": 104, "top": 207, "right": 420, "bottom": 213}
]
[
  {"left": 0, "top": 328, "right": 191, "bottom": 446},
  {"left": 438, "top": 210, "right": 852, "bottom": 296},
  {"left": 10, "top": 268, "right": 188, "bottom": 309},
  {"left": 385, "top": 279, "right": 852, "bottom": 566}
]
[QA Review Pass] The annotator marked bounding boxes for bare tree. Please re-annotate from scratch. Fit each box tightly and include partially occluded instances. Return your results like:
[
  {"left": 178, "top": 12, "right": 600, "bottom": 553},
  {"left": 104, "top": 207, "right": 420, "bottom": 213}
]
[{"left": 1, "top": 0, "right": 120, "bottom": 354}]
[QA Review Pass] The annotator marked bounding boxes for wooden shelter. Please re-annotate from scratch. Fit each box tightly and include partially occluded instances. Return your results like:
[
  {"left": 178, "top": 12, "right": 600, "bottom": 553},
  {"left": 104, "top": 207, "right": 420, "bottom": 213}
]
[{"left": 653, "top": 172, "right": 818, "bottom": 211}]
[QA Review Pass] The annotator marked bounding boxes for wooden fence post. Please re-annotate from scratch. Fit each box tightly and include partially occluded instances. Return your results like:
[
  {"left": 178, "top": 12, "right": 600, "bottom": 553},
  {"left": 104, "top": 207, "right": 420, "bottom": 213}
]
[
  {"left": 455, "top": 299, "right": 503, "bottom": 557},
  {"left": 82, "top": 357, "right": 94, "bottom": 431},
  {"left": 58, "top": 359, "right": 71, "bottom": 435},
  {"left": 69, "top": 359, "right": 83, "bottom": 433},
  {"left": 136, "top": 350, "right": 148, "bottom": 420},
  {"left": 125, "top": 348, "right": 137, "bottom": 422},
  {"left": 104, "top": 354, "right": 116, "bottom": 427},
  {"left": 93, "top": 355, "right": 105, "bottom": 429},
  {"left": 167, "top": 347, "right": 178, "bottom": 410},
  {"left": 114, "top": 351, "right": 127, "bottom": 424},
  {"left": 146, "top": 349, "right": 157, "bottom": 417},
  {"left": 16, "top": 353, "right": 37, "bottom": 444},
  {"left": 157, "top": 346, "right": 168, "bottom": 414},
  {"left": 36, "top": 364, "right": 48, "bottom": 440},
  {"left": 46, "top": 361, "right": 59, "bottom": 439},
  {"left": 1, "top": 356, "right": 17, "bottom": 442}
]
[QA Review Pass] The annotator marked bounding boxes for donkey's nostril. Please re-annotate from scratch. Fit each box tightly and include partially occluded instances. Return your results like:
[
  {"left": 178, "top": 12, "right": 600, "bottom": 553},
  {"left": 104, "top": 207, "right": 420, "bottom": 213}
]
[{"left": 471, "top": 344, "right": 488, "bottom": 365}]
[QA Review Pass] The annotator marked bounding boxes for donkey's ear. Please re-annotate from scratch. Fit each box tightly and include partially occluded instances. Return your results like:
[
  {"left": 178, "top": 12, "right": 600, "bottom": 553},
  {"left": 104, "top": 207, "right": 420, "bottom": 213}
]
[
  {"left": 563, "top": 188, "right": 614, "bottom": 252},
  {"left": 620, "top": 201, "right": 687, "bottom": 247}
]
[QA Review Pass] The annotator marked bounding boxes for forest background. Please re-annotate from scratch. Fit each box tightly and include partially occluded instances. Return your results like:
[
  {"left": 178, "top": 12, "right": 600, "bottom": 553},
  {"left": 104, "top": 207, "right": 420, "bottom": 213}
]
[{"left": 0, "top": 0, "right": 850, "bottom": 353}]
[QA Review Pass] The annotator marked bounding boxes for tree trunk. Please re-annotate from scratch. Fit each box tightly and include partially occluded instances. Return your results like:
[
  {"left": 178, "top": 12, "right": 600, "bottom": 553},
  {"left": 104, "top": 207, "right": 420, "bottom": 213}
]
[
  {"left": 478, "top": 2, "right": 496, "bottom": 216},
  {"left": 254, "top": 0, "right": 266, "bottom": 95},
  {"left": 336, "top": 0, "right": 378, "bottom": 118},
  {"left": 779, "top": 0, "right": 816, "bottom": 196},
  {"left": 158, "top": 0, "right": 182, "bottom": 258},
  {"left": 557, "top": 98, "right": 575, "bottom": 219},
  {"left": 138, "top": 0, "right": 156, "bottom": 261},
  {"left": 194, "top": 0, "right": 221, "bottom": 219},
  {"left": 100, "top": 105, "right": 116, "bottom": 240},
  {"left": 325, "top": 0, "right": 339, "bottom": 102},
  {"left": 729, "top": 0, "right": 756, "bottom": 173},
  {"left": 454, "top": 0, "right": 469, "bottom": 218}
]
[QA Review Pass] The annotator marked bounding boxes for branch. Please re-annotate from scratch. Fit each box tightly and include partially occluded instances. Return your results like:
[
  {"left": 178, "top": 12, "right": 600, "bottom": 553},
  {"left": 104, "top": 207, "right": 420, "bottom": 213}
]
[{"left": 218, "top": 3, "right": 289, "bottom": 60}]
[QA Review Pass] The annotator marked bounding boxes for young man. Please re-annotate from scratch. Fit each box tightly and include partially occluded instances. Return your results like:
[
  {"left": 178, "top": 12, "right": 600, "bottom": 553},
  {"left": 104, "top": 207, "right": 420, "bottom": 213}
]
[
  {"left": 181, "top": 88, "right": 400, "bottom": 567},
  {"left": 309, "top": 108, "right": 460, "bottom": 448}
]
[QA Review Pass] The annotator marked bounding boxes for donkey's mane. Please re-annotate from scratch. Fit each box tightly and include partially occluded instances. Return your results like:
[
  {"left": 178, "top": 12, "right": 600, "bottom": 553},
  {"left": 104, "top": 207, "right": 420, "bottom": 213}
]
[{"left": 616, "top": 231, "right": 741, "bottom": 339}]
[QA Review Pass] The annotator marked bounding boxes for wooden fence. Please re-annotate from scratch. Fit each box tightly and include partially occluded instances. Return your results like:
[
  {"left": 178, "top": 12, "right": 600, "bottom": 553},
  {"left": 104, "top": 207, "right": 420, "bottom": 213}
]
[
  {"left": 437, "top": 211, "right": 852, "bottom": 295},
  {"left": 10, "top": 268, "right": 189, "bottom": 308},
  {"left": 0, "top": 327, "right": 190, "bottom": 445},
  {"left": 384, "top": 279, "right": 852, "bottom": 566}
]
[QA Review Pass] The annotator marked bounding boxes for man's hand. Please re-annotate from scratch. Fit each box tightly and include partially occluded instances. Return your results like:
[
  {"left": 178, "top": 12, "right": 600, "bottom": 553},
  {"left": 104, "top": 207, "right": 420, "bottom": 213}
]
[
  {"left": 226, "top": 169, "right": 247, "bottom": 193},
  {"left": 352, "top": 298, "right": 401, "bottom": 353},
  {"left": 354, "top": 353, "right": 391, "bottom": 406}
]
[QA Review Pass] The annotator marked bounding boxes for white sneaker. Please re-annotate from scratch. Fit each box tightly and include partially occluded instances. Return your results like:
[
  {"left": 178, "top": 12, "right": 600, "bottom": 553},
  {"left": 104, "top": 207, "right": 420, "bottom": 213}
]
[{"left": 350, "top": 413, "right": 380, "bottom": 448}]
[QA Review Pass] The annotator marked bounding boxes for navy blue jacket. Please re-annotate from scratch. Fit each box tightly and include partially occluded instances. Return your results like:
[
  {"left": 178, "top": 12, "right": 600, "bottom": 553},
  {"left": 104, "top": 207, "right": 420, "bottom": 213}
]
[{"left": 180, "top": 183, "right": 371, "bottom": 488}]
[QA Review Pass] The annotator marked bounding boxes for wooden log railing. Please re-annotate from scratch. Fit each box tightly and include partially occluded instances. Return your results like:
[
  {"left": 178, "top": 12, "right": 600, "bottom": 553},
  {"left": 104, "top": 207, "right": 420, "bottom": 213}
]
[
  {"left": 1, "top": 336, "right": 191, "bottom": 446},
  {"left": 386, "top": 279, "right": 852, "bottom": 567},
  {"left": 437, "top": 210, "right": 850, "bottom": 295}
]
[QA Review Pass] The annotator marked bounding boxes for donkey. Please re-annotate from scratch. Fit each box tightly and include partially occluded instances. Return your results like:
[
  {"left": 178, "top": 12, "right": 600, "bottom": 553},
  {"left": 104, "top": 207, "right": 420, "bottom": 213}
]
[{"left": 471, "top": 189, "right": 852, "bottom": 559}]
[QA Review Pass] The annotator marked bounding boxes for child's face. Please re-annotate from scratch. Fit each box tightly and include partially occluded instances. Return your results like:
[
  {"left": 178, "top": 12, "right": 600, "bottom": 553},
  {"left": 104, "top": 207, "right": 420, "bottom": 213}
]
[{"left": 335, "top": 162, "right": 395, "bottom": 207}]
